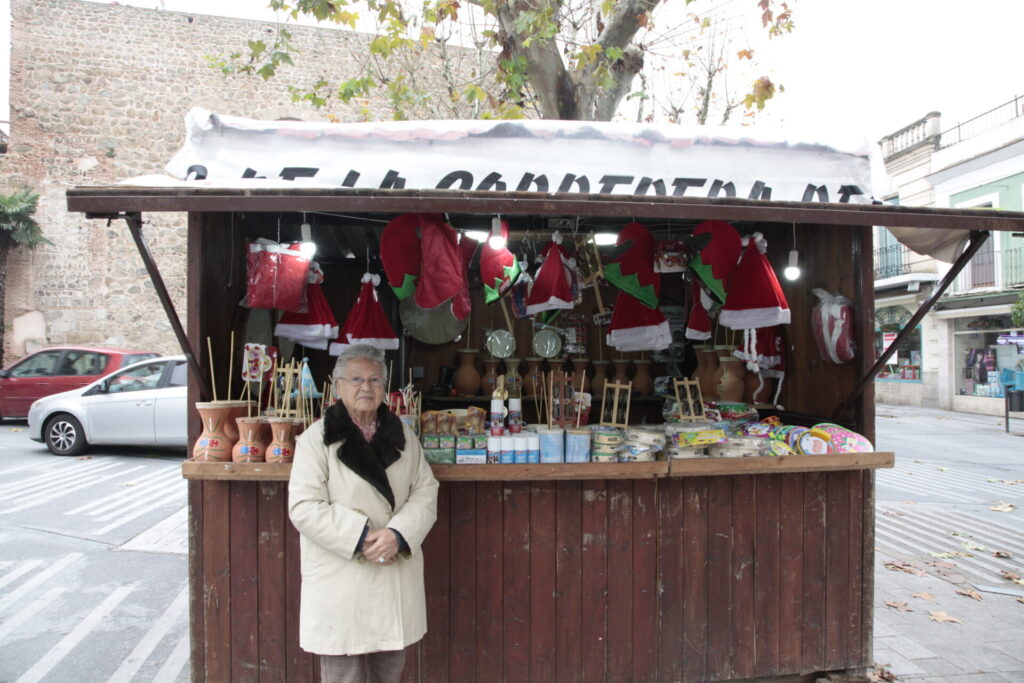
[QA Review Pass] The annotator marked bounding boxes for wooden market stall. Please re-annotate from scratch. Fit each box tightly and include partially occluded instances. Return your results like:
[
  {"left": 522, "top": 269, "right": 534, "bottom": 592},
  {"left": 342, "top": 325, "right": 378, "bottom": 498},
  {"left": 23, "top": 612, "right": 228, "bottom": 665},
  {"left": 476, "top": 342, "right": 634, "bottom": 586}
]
[{"left": 66, "top": 186, "right": 1024, "bottom": 683}]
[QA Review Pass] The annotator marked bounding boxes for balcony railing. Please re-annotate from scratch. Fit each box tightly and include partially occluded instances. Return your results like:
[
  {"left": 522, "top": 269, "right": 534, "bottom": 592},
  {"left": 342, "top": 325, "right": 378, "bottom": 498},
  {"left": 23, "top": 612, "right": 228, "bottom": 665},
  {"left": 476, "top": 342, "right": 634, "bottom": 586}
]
[
  {"left": 940, "top": 95, "right": 1024, "bottom": 148},
  {"left": 874, "top": 244, "right": 912, "bottom": 279},
  {"left": 950, "top": 246, "right": 1024, "bottom": 293}
]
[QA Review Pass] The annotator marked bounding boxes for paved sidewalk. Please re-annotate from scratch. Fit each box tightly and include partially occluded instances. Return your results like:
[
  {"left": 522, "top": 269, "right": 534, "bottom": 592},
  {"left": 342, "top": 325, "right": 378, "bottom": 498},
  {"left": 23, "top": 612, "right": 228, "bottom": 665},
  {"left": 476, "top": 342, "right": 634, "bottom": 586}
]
[{"left": 872, "top": 404, "right": 1024, "bottom": 682}]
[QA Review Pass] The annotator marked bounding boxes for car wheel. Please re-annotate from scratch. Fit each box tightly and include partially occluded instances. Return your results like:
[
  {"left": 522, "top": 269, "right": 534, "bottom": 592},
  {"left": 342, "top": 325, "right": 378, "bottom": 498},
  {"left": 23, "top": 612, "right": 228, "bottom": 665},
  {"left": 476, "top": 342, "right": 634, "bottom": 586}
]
[{"left": 44, "top": 414, "right": 87, "bottom": 456}]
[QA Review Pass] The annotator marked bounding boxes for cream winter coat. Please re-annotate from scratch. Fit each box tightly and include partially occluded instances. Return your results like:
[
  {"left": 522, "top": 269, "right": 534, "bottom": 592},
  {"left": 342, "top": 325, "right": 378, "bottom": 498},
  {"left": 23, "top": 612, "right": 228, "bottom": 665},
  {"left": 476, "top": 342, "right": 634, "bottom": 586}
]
[{"left": 288, "top": 404, "right": 439, "bottom": 656}]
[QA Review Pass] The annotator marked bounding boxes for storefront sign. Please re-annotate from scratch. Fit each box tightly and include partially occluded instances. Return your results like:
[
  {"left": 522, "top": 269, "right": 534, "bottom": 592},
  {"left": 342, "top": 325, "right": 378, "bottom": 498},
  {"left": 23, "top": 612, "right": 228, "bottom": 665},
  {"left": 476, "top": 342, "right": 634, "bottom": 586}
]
[
  {"left": 997, "top": 334, "right": 1024, "bottom": 347},
  {"left": 163, "top": 108, "right": 874, "bottom": 203},
  {"left": 882, "top": 332, "right": 898, "bottom": 349}
]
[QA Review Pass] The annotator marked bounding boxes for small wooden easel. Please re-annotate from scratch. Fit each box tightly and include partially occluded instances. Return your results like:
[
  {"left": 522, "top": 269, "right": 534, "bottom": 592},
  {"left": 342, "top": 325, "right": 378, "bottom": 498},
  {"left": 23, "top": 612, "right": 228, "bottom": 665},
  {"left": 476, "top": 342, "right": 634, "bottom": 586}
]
[
  {"left": 548, "top": 371, "right": 576, "bottom": 428},
  {"left": 600, "top": 380, "right": 632, "bottom": 428},
  {"left": 672, "top": 378, "right": 706, "bottom": 422}
]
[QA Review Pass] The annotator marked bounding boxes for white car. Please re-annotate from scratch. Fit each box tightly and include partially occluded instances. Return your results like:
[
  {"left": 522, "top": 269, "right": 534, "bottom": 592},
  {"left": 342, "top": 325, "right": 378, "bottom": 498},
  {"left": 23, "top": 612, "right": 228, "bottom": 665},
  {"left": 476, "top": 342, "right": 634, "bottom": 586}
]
[{"left": 28, "top": 355, "right": 188, "bottom": 455}]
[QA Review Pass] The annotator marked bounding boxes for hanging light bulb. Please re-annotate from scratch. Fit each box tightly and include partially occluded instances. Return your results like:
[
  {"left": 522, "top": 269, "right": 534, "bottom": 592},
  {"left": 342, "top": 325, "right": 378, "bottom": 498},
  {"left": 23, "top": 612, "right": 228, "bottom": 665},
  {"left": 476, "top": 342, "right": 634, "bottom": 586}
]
[
  {"left": 299, "top": 219, "right": 317, "bottom": 258},
  {"left": 783, "top": 249, "right": 801, "bottom": 281},
  {"left": 593, "top": 232, "right": 618, "bottom": 245},
  {"left": 488, "top": 215, "right": 507, "bottom": 250}
]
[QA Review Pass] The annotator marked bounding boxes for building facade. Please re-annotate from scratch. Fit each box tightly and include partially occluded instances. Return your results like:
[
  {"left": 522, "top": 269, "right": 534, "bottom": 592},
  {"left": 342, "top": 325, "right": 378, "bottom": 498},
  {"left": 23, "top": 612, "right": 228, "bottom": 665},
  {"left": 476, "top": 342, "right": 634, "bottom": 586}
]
[
  {"left": 0, "top": 0, "right": 469, "bottom": 363},
  {"left": 876, "top": 99, "right": 1024, "bottom": 415}
]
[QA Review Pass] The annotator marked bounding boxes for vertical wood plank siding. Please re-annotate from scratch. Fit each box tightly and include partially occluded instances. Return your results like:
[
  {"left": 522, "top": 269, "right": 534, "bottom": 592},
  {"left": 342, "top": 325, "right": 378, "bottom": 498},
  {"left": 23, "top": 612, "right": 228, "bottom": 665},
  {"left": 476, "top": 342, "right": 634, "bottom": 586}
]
[{"left": 190, "top": 473, "right": 871, "bottom": 681}]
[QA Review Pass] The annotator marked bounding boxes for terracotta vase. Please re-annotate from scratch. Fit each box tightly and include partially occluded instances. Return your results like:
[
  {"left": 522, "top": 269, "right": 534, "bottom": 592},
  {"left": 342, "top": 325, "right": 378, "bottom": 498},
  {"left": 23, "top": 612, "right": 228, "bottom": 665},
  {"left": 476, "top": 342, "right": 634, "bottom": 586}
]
[
  {"left": 214, "top": 400, "right": 253, "bottom": 444},
  {"left": 481, "top": 359, "right": 500, "bottom": 398},
  {"left": 632, "top": 359, "right": 653, "bottom": 396},
  {"left": 453, "top": 349, "right": 482, "bottom": 396},
  {"left": 717, "top": 357, "right": 747, "bottom": 403},
  {"left": 693, "top": 346, "right": 720, "bottom": 400},
  {"left": 523, "top": 358, "right": 544, "bottom": 397},
  {"left": 612, "top": 359, "right": 632, "bottom": 385},
  {"left": 505, "top": 358, "right": 523, "bottom": 398},
  {"left": 743, "top": 371, "right": 774, "bottom": 405},
  {"left": 590, "top": 360, "right": 609, "bottom": 399},
  {"left": 514, "top": 318, "right": 533, "bottom": 363},
  {"left": 232, "top": 417, "right": 267, "bottom": 463},
  {"left": 193, "top": 402, "right": 235, "bottom": 462},
  {"left": 572, "top": 358, "right": 591, "bottom": 393},
  {"left": 267, "top": 418, "right": 298, "bottom": 463}
]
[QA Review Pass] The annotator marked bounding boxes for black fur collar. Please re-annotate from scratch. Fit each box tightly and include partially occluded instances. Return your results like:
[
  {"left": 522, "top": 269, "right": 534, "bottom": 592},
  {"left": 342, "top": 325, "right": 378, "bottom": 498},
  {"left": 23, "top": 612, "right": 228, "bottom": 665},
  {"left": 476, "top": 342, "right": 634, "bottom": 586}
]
[{"left": 323, "top": 402, "right": 405, "bottom": 509}]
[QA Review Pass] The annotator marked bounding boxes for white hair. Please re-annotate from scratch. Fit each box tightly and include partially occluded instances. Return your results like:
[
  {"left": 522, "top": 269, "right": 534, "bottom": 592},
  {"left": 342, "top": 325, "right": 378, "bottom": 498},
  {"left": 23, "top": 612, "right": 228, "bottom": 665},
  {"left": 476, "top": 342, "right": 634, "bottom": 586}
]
[{"left": 332, "top": 345, "right": 388, "bottom": 383}]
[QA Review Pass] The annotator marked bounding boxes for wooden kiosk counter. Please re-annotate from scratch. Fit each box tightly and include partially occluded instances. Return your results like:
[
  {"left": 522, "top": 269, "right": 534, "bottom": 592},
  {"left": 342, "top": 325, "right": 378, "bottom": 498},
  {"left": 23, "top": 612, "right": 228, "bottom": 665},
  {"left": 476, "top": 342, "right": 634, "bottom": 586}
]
[{"left": 67, "top": 184, "right": 1024, "bottom": 683}]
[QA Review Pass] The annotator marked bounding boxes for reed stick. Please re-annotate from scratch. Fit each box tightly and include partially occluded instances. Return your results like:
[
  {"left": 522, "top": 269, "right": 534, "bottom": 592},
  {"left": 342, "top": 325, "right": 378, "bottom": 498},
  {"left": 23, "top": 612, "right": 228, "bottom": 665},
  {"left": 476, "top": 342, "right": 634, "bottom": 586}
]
[
  {"left": 575, "top": 370, "right": 587, "bottom": 429},
  {"left": 206, "top": 336, "right": 218, "bottom": 402},
  {"left": 388, "top": 360, "right": 394, "bottom": 394},
  {"left": 246, "top": 382, "right": 252, "bottom": 419},
  {"left": 227, "top": 331, "right": 234, "bottom": 405},
  {"left": 547, "top": 371, "right": 554, "bottom": 429}
]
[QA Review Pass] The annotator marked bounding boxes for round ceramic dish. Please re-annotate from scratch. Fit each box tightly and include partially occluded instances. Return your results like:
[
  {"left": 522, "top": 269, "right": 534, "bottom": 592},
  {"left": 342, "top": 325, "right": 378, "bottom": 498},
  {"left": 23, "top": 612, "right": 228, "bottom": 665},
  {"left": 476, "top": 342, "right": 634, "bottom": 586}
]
[
  {"left": 485, "top": 329, "right": 516, "bottom": 359},
  {"left": 532, "top": 328, "right": 562, "bottom": 358}
]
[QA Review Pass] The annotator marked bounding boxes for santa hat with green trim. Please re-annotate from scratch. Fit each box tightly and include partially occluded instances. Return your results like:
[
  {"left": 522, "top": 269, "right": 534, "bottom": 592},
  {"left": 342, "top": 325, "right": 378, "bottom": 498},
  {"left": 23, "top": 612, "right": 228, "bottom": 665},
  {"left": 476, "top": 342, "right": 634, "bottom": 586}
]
[
  {"left": 605, "top": 222, "right": 670, "bottom": 351},
  {"left": 380, "top": 213, "right": 424, "bottom": 300},
  {"left": 480, "top": 219, "right": 521, "bottom": 304},
  {"left": 689, "top": 220, "right": 742, "bottom": 306}
]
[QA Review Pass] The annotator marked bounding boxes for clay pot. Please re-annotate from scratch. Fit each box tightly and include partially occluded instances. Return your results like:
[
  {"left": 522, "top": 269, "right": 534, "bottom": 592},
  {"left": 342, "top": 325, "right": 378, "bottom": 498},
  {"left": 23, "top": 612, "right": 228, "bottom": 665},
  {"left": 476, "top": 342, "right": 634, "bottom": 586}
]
[
  {"left": 572, "top": 358, "right": 591, "bottom": 393},
  {"left": 211, "top": 400, "right": 254, "bottom": 443},
  {"left": 193, "top": 402, "right": 235, "bottom": 462},
  {"left": 717, "top": 357, "right": 747, "bottom": 403},
  {"left": 632, "top": 359, "right": 653, "bottom": 396},
  {"left": 232, "top": 417, "right": 267, "bottom": 463},
  {"left": 505, "top": 358, "right": 523, "bottom": 398},
  {"left": 590, "top": 360, "right": 609, "bottom": 399},
  {"left": 693, "top": 345, "right": 720, "bottom": 400},
  {"left": 453, "top": 349, "right": 482, "bottom": 396},
  {"left": 481, "top": 359, "right": 500, "bottom": 398},
  {"left": 612, "top": 359, "right": 632, "bottom": 385},
  {"left": 523, "top": 358, "right": 544, "bottom": 397},
  {"left": 266, "top": 418, "right": 298, "bottom": 463}
]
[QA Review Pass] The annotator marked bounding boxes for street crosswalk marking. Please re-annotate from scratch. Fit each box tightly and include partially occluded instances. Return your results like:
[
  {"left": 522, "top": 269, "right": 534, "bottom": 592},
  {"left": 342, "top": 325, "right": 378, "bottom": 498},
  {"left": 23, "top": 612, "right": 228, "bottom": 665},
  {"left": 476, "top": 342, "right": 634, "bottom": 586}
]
[
  {"left": 150, "top": 631, "right": 191, "bottom": 683},
  {"left": 91, "top": 479, "right": 185, "bottom": 523},
  {"left": 0, "top": 465, "right": 148, "bottom": 514},
  {"left": 64, "top": 467, "right": 181, "bottom": 516},
  {"left": 0, "top": 461, "right": 123, "bottom": 498},
  {"left": 0, "top": 559, "right": 43, "bottom": 591},
  {"left": 93, "top": 488, "right": 187, "bottom": 536},
  {"left": 0, "top": 587, "right": 66, "bottom": 642},
  {"left": 0, "top": 552, "right": 83, "bottom": 614},
  {"left": 106, "top": 583, "right": 188, "bottom": 683},
  {"left": 14, "top": 583, "right": 137, "bottom": 683}
]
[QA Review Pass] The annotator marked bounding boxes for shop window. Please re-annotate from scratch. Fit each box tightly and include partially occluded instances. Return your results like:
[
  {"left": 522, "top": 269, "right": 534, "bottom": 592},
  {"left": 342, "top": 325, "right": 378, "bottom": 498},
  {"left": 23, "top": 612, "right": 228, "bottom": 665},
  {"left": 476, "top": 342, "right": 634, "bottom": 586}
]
[
  {"left": 954, "top": 313, "right": 1024, "bottom": 398},
  {"left": 874, "top": 306, "right": 923, "bottom": 381}
]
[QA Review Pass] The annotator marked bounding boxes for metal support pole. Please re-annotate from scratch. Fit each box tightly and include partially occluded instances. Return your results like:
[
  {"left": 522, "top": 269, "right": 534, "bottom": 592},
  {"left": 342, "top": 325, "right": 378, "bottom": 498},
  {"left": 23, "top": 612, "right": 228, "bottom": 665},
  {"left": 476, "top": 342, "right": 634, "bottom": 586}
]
[
  {"left": 834, "top": 230, "right": 990, "bottom": 418},
  {"left": 123, "top": 212, "right": 211, "bottom": 400}
]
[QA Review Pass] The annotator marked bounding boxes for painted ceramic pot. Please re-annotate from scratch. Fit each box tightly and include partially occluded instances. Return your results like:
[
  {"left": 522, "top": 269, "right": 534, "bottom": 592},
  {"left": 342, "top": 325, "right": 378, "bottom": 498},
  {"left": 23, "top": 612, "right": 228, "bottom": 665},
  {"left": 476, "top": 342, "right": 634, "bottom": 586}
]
[
  {"left": 632, "top": 359, "right": 653, "bottom": 396},
  {"left": 523, "top": 358, "right": 544, "bottom": 398},
  {"left": 504, "top": 357, "right": 523, "bottom": 398},
  {"left": 612, "top": 359, "right": 632, "bottom": 385},
  {"left": 453, "top": 349, "right": 482, "bottom": 396},
  {"left": 232, "top": 417, "right": 267, "bottom": 463},
  {"left": 266, "top": 418, "right": 298, "bottom": 464},
  {"left": 590, "top": 360, "right": 609, "bottom": 399},
  {"left": 716, "top": 357, "right": 746, "bottom": 403},
  {"left": 193, "top": 402, "right": 235, "bottom": 462},
  {"left": 481, "top": 359, "right": 500, "bottom": 398},
  {"left": 694, "top": 346, "right": 720, "bottom": 400}
]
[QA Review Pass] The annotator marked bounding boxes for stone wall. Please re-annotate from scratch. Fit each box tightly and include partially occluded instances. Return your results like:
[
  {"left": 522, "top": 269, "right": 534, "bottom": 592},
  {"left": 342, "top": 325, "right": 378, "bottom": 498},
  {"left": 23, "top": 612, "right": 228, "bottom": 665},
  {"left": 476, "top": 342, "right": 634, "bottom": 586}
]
[{"left": 0, "top": 0, "right": 466, "bottom": 361}]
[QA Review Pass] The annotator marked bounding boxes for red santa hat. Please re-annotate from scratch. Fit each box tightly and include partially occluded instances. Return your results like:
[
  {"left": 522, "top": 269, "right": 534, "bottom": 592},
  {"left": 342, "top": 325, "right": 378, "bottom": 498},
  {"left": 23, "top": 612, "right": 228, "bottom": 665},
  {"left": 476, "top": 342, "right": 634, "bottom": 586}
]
[
  {"left": 685, "top": 281, "right": 712, "bottom": 341},
  {"left": 606, "top": 293, "right": 672, "bottom": 351},
  {"left": 330, "top": 273, "right": 400, "bottom": 355},
  {"left": 380, "top": 213, "right": 424, "bottom": 300},
  {"left": 525, "top": 232, "right": 575, "bottom": 315},
  {"left": 479, "top": 219, "right": 520, "bottom": 304},
  {"left": 274, "top": 283, "right": 339, "bottom": 350},
  {"left": 719, "top": 233, "right": 790, "bottom": 330},
  {"left": 689, "top": 220, "right": 743, "bottom": 306}
]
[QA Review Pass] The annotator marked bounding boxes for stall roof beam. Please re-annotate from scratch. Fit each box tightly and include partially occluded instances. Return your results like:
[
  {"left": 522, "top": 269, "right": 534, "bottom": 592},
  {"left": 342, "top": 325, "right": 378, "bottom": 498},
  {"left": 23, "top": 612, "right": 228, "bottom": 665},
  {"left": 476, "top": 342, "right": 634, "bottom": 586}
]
[
  {"left": 834, "top": 230, "right": 991, "bottom": 418},
  {"left": 69, "top": 188, "right": 1024, "bottom": 232},
  {"left": 122, "top": 212, "right": 211, "bottom": 400}
]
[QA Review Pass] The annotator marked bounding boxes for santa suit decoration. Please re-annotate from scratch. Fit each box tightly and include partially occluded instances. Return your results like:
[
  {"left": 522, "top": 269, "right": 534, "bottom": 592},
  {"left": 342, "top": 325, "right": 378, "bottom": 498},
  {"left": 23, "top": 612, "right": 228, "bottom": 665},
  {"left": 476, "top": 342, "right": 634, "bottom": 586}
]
[
  {"left": 525, "top": 231, "right": 575, "bottom": 315},
  {"left": 480, "top": 219, "right": 521, "bottom": 304},
  {"left": 720, "top": 232, "right": 791, "bottom": 405},
  {"left": 274, "top": 262, "right": 339, "bottom": 350},
  {"left": 604, "top": 222, "right": 671, "bottom": 352},
  {"left": 381, "top": 213, "right": 471, "bottom": 343},
  {"left": 684, "top": 280, "right": 712, "bottom": 341},
  {"left": 329, "top": 273, "right": 400, "bottom": 355}
]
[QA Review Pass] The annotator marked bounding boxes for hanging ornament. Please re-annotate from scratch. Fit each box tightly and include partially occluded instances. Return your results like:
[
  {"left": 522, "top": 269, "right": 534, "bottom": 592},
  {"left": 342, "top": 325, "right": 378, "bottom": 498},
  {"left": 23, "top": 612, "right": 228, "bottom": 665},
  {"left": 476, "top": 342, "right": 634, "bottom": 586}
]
[
  {"left": 604, "top": 222, "right": 670, "bottom": 352},
  {"left": 684, "top": 281, "right": 712, "bottom": 341},
  {"left": 330, "top": 273, "right": 400, "bottom": 354},
  {"left": 380, "top": 213, "right": 424, "bottom": 300},
  {"left": 719, "top": 232, "right": 791, "bottom": 330},
  {"left": 480, "top": 218, "right": 521, "bottom": 304},
  {"left": 274, "top": 263, "right": 338, "bottom": 350},
  {"left": 525, "top": 231, "right": 575, "bottom": 315}
]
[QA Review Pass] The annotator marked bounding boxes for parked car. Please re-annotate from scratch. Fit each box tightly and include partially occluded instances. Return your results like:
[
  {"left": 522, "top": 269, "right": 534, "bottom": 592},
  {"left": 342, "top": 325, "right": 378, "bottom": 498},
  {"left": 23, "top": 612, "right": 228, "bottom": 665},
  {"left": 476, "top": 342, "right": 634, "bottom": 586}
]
[
  {"left": 28, "top": 355, "right": 188, "bottom": 456},
  {"left": 0, "top": 346, "right": 160, "bottom": 419}
]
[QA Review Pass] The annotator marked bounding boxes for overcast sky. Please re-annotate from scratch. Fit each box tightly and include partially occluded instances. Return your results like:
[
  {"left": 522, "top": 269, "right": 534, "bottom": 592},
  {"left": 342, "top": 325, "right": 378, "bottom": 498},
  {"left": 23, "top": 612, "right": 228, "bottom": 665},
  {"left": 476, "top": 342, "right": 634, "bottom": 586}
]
[{"left": 2, "top": 0, "right": 1021, "bottom": 144}]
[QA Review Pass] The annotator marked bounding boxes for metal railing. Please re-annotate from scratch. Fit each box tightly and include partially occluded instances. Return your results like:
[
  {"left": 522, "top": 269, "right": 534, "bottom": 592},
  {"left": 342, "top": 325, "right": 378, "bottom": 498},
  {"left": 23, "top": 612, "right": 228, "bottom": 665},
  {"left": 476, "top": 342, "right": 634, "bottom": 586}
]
[
  {"left": 950, "top": 246, "right": 1024, "bottom": 293},
  {"left": 940, "top": 95, "right": 1024, "bottom": 148},
  {"left": 874, "top": 244, "right": 912, "bottom": 279}
]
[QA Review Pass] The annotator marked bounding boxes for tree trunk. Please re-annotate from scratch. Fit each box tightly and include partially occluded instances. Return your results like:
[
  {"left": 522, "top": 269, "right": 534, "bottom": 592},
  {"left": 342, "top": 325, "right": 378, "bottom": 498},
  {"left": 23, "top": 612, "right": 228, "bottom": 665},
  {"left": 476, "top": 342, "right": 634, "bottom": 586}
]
[{"left": 0, "top": 242, "right": 9, "bottom": 367}]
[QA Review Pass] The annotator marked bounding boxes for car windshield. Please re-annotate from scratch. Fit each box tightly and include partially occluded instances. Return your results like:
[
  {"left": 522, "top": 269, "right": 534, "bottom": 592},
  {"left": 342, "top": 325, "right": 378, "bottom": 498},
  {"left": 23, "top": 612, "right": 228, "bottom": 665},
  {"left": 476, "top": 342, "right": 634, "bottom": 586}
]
[{"left": 107, "top": 361, "right": 167, "bottom": 393}]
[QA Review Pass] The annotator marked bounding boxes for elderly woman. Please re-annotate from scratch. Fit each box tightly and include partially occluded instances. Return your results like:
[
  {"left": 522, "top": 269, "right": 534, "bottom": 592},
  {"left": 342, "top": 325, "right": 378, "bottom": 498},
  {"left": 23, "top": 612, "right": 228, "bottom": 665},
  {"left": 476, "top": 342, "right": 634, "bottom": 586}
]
[{"left": 289, "top": 345, "right": 439, "bottom": 683}]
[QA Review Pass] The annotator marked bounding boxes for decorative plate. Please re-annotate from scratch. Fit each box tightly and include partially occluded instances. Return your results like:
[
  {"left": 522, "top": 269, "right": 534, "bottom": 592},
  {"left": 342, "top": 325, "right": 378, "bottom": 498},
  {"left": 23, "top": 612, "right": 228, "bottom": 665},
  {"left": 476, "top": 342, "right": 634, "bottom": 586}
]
[
  {"left": 532, "top": 328, "right": 562, "bottom": 358},
  {"left": 485, "top": 329, "right": 516, "bottom": 359}
]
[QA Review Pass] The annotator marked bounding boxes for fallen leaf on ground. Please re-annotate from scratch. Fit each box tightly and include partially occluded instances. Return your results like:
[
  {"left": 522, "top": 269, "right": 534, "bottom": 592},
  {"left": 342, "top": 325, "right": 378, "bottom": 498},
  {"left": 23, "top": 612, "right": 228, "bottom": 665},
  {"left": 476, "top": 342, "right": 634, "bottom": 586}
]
[
  {"left": 962, "top": 543, "right": 987, "bottom": 552},
  {"left": 928, "top": 611, "right": 961, "bottom": 624},
  {"left": 914, "top": 459, "right": 925, "bottom": 463},
  {"left": 1002, "top": 570, "right": 1022, "bottom": 581},
  {"left": 870, "top": 665, "right": 898, "bottom": 682},
  {"left": 994, "top": 551, "right": 1013, "bottom": 559},
  {"left": 9, "top": 427, "right": 23, "bottom": 432},
  {"left": 1018, "top": 597, "right": 1024, "bottom": 605},
  {"left": 956, "top": 588, "right": 983, "bottom": 601},
  {"left": 885, "top": 561, "right": 926, "bottom": 577},
  {"left": 951, "top": 551, "right": 973, "bottom": 558},
  {"left": 927, "top": 560, "right": 957, "bottom": 569},
  {"left": 883, "top": 510, "right": 906, "bottom": 517},
  {"left": 912, "top": 592, "right": 933, "bottom": 600},
  {"left": 938, "top": 466, "right": 949, "bottom": 472},
  {"left": 901, "top": 500, "right": 917, "bottom": 505},
  {"left": 950, "top": 531, "right": 970, "bottom": 537},
  {"left": 884, "top": 600, "right": 912, "bottom": 612},
  {"left": 76, "top": 455, "right": 93, "bottom": 460},
  {"left": 990, "top": 501, "right": 1016, "bottom": 512},
  {"left": 930, "top": 552, "right": 954, "bottom": 559}
]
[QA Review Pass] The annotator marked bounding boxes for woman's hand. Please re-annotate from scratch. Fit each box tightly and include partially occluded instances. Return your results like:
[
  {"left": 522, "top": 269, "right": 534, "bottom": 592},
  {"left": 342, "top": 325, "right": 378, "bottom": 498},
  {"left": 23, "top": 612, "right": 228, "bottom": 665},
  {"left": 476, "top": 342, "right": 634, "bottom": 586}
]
[{"left": 363, "top": 528, "right": 399, "bottom": 565}]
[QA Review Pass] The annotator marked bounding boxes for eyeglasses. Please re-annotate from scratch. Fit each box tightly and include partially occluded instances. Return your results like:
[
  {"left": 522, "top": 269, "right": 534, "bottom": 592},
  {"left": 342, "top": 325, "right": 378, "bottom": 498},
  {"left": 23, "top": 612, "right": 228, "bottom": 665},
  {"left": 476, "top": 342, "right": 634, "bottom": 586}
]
[{"left": 338, "top": 376, "right": 385, "bottom": 388}]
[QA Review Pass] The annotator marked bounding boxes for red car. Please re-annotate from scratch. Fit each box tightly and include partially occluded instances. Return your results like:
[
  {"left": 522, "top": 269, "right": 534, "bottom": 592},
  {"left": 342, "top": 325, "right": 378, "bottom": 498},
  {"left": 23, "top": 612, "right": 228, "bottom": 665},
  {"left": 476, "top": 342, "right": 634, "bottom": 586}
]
[{"left": 0, "top": 346, "right": 160, "bottom": 418}]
